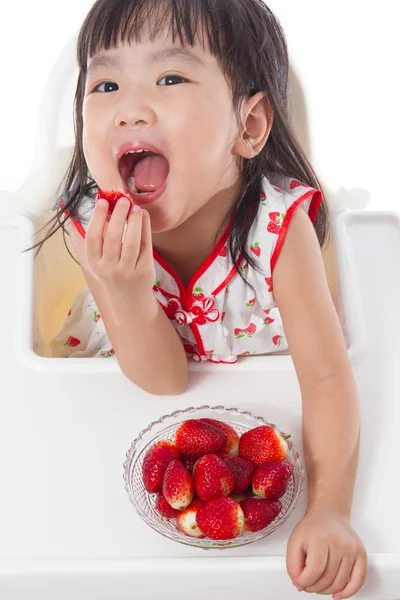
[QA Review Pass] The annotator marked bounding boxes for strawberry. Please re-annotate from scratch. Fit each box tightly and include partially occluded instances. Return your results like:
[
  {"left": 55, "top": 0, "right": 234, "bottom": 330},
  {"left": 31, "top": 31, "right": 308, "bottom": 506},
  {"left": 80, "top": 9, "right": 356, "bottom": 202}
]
[
  {"left": 240, "top": 498, "right": 282, "bottom": 532},
  {"left": 250, "top": 242, "right": 261, "bottom": 257},
  {"left": 200, "top": 419, "right": 239, "bottom": 456},
  {"left": 177, "top": 498, "right": 206, "bottom": 538},
  {"left": 219, "top": 246, "right": 228, "bottom": 257},
  {"left": 252, "top": 461, "right": 294, "bottom": 500},
  {"left": 273, "top": 335, "right": 283, "bottom": 346},
  {"left": 181, "top": 454, "right": 198, "bottom": 472},
  {"left": 217, "top": 455, "right": 255, "bottom": 493},
  {"left": 289, "top": 179, "right": 305, "bottom": 189},
  {"left": 194, "top": 454, "right": 234, "bottom": 501},
  {"left": 265, "top": 277, "right": 273, "bottom": 292},
  {"left": 96, "top": 189, "right": 133, "bottom": 217},
  {"left": 175, "top": 419, "right": 227, "bottom": 458},
  {"left": 196, "top": 497, "right": 244, "bottom": 540},
  {"left": 246, "top": 297, "right": 256, "bottom": 307},
  {"left": 162, "top": 459, "right": 194, "bottom": 510},
  {"left": 245, "top": 323, "right": 257, "bottom": 335},
  {"left": 267, "top": 212, "right": 285, "bottom": 234},
  {"left": 155, "top": 494, "right": 182, "bottom": 519},
  {"left": 64, "top": 336, "right": 81, "bottom": 348},
  {"left": 239, "top": 425, "right": 290, "bottom": 465},
  {"left": 142, "top": 440, "right": 181, "bottom": 494}
]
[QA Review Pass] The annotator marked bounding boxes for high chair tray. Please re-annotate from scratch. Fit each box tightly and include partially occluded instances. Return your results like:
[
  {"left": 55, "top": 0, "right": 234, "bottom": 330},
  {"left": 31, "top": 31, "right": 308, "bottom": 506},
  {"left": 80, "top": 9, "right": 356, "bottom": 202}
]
[{"left": 0, "top": 209, "right": 399, "bottom": 599}]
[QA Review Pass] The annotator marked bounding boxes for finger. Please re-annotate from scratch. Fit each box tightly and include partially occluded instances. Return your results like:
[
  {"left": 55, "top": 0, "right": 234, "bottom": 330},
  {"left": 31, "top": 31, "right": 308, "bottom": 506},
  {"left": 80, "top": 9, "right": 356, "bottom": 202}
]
[
  {"left": 295, "top": 540, "right": 329, "bottom": 590},
  {"left": 86, "top": 199, "right": 109, "bottom": 263},
  {"left": 286, "top": 536, "right": 306, "bottom": 583},
  {"left": 304, "top": 551, "right": 341, "bottom": 593},
  {"left": 120, "top": 205, "right": 143, "bottom": 266},
  {"left": 319, "top": 556, "right": 353, "bottom": 595},
  {"left": 138, "top": 209, "right": 153, "bottom": 262},
  {"left": 333, "top": 553, "right": 368, "bottom": 599},
  {"left": 102, "top": 197, "right": 131, "bottom": 262}
]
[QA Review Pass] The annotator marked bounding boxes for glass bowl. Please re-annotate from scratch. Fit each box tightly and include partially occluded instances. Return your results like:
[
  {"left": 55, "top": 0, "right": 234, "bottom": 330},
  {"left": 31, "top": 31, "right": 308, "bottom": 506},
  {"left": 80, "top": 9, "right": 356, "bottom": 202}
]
[{"left": 123, "top": 405, "right": 305, "bottom": 549}]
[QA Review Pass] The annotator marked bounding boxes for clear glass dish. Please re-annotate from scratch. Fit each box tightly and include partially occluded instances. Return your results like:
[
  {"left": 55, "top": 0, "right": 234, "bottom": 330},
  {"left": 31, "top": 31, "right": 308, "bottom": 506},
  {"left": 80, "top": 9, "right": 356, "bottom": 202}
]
[{"left": 123, "top": 405, "right": 305, "bottom": 549}]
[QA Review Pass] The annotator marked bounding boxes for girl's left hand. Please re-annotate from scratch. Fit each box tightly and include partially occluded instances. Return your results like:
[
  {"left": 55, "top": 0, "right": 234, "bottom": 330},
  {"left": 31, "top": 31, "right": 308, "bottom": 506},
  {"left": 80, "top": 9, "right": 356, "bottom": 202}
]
[{"left": 286, "top": 509, "right": 368, "bottom": 598}]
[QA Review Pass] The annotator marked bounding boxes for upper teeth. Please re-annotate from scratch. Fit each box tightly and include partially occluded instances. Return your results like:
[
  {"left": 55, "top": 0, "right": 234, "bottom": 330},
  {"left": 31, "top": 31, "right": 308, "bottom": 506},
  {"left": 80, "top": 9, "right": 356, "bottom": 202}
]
[{"left": 124, "top": 149, "right": 145, "bottom": 155}]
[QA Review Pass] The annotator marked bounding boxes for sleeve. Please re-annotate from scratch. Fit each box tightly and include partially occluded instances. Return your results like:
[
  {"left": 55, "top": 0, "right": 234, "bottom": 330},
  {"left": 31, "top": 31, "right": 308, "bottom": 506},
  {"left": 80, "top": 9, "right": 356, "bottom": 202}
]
[
  {"left": 49, "top": 285, "right": 115, "bottom": 358},
  {"left": 265, "top": 175, "right": 324, "bottom": 275}
]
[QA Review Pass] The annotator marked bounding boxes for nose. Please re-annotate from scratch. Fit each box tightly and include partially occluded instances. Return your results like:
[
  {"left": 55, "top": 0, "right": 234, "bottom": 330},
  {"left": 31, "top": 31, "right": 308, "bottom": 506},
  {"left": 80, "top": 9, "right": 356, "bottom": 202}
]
[{"left": 114, "top": 94, "right": 156, "bottom": 129}]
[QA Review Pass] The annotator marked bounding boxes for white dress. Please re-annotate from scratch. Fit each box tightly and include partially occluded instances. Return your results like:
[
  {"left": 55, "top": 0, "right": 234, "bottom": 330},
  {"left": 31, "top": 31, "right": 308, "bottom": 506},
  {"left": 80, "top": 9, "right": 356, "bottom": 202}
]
[{"left": 50, "top": 172, "right": 323, "bottom": 364}]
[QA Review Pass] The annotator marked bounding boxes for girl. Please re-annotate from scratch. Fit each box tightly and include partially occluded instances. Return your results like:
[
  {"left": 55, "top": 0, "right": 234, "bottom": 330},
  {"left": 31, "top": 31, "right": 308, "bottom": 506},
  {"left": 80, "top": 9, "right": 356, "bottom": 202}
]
[{"left": 25, "top": 0, "right": 367, "bottom": 596}]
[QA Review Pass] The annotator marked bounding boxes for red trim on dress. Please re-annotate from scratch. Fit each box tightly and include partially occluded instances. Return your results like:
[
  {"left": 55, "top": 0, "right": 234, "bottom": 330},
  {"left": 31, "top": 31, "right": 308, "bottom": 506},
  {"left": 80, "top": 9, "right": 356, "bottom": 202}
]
[
  {"left": 270, "top": 189, "right": 323, "bottom": 274},
  {"left": 58, "top": 200, "right": 87, "bottom": 240}
]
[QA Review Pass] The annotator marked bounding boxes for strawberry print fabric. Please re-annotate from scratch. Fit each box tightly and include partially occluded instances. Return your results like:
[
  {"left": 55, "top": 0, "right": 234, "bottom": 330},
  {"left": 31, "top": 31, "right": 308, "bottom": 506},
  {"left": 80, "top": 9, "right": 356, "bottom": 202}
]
[{"left": 50, "top": 172, "right": 322, "bottom": 363}]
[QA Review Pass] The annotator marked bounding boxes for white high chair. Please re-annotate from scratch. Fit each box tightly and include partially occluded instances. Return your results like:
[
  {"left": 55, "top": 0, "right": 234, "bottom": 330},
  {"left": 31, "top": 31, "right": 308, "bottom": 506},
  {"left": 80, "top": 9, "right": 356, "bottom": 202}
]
[{"left": 1, "top": 31, "right": 399, "bottom": 600}]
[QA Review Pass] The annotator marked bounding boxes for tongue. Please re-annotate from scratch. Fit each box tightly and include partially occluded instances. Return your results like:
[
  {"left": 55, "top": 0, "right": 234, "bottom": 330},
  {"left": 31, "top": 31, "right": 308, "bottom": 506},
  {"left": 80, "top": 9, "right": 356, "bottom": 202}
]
[{"left": 133, "top": 155, "right": 169, "bottom": 193}]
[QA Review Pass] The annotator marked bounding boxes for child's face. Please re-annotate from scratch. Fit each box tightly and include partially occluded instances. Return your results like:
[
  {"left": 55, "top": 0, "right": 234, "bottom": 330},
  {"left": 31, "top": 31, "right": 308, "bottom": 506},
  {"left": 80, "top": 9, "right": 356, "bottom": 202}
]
[{"left": 82, "top": 25, "right": 246, "bottom": 232}]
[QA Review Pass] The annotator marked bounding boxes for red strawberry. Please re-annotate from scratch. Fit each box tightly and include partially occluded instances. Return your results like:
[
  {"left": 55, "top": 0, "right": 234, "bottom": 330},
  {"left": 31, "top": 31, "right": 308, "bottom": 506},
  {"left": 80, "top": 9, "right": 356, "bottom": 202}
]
[
  {"left": 194, "top": 454, "right": 234, "bottom": 501},
  {"left": 245, "top": 323, "right": 257, "bottom": 335},
  {"left": 177, "top": 498, "right": 206, "bottom": 538},
  {"left": 64, "top": 336, "right": 81, "bottom": 347},
  {"left": 240, "top": 498, "right": 282, "bottom": 532},
  {"left": 267, "top": 212, "right": 285, "bottom": 234},
  {"left": 265, "top": 277, "right": 273, "bottom": 292},
  {"left": 239, "top": 425, "right": 290, "bottom": 465},
  {"left": 250, "top": 242, "right": 261, "bottom": 257},
  {"left": 217, "top": 455, "right": 255, "bottom": 493},
  {"left": 252, "top": 461, "right": 294, "bottom": 500},
  {"left": 155, "top": 494, "right": 182, "bottom": 519},
  {"left": 96, "top": 189, "right": 133, "bottom": 217},
  {"left": 200, "top": 419, "right": 239, "bottom": 456},
  {"left": 142, "top": 440, "right": 181, "bottom": 494},
  {"left": 175, "top": 419, "right": 227, "bottom": 458},
  {"left": 273, "top": 335, "right": 283, "bottom": 346},
  {"left": 162, "top": 460, "right": 194, "bottom": 509},
  {"left": 219, "top": 246, "right": 228, "bottom": 257},
  {"left": 246, "top": 297, "right": 256, "bottom": 307},
  {"left": 196, "top": 497, "right": 244, "bottom": 540},
  {"left": 289, "top": 179, "right": 305, "bottom": 189},
  {"left": 181, "top": 454, "right": 198, "bottom": 472}
]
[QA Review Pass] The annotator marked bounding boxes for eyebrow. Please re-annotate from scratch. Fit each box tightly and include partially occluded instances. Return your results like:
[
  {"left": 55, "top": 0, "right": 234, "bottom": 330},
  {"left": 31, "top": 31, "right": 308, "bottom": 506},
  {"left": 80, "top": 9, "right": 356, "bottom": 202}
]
[{"left": 87, "top": 47, "right": 206, "bottom": 75}]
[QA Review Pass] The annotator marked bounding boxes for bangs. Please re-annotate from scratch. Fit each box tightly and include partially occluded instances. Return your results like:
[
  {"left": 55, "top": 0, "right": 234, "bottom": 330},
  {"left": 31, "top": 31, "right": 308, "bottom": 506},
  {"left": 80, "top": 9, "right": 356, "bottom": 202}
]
[{"left": 77, "top": 0, "right": 229, "bottom": 73}]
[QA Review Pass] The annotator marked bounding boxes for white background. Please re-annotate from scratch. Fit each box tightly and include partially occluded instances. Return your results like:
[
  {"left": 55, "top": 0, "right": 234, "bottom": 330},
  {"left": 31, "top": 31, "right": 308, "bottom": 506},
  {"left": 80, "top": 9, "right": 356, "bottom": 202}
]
[{"left": 0, "top": 0, "right": 399, "bottom": 211}]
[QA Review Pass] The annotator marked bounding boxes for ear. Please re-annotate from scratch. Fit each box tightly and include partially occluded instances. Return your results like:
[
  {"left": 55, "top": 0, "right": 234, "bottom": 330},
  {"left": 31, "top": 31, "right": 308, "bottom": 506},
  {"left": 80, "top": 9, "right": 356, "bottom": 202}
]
[{"left": 233, "top": 91, "right": 273, "bottom": 159}]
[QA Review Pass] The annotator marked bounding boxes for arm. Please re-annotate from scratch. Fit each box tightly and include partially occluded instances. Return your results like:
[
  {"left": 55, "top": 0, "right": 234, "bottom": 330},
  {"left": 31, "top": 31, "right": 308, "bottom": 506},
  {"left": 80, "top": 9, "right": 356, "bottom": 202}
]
[
  {"left": 272, "top": 207, "right": 360, "bottom": 517},
  {"left": 66, "top": 217, "right": 189, "bottom": 396},
  {"left": 272, "top": 207, "right": 367, "bottom": 598}
]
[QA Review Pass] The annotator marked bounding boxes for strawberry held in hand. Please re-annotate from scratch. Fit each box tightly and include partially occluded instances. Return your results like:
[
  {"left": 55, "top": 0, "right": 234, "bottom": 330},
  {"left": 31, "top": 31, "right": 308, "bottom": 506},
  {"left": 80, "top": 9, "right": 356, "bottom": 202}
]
[
  {"left": 196, "top": 497, "right": 244, "bottom": 540},
  {"left": 200, "top": 418, "right": 239, "bottom": 455},
  {"left": 141, "top": 440, "right": 181, "bottom": 494},
  {"left": 240, "top": 497, "right": 282, "bottom": 532},
  {"left": 175, "top": 419, "right": 227, "bottom": 458},
  {"left": 194, "top": 454, "right": 235, "bottom": 501},
  {"left": 96, "top": 189, "right": 134, "bottom": 217},
  {"left": 252, "top": 460, "right": 294, "bottom": 500},
  {"left": 162, "top": 459, "right": 194, "bottom": 510},
  {"left": 239, "top": 425, "right": 290, "bottom": 465}
]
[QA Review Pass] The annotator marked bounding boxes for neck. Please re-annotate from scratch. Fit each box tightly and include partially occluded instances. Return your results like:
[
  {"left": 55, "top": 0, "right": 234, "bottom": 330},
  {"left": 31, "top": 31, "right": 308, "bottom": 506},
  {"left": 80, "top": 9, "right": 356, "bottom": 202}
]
[{"left": 152, "top": 180, "right": 241, "bottom": 287}]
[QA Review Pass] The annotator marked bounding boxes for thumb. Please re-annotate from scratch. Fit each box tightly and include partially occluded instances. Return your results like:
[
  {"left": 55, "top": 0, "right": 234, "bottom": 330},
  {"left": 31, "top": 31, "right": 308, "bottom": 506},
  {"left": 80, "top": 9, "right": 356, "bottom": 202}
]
[{"left": 286, "top": 533, "right": 306, "bottom": 583}]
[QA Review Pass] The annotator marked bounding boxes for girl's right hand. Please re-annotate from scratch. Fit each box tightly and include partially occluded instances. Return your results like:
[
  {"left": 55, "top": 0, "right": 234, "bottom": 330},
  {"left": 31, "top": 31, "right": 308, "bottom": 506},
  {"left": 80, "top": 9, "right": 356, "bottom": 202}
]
[{"left": 85, "top": 196, "right": 156, "bottom": 313}]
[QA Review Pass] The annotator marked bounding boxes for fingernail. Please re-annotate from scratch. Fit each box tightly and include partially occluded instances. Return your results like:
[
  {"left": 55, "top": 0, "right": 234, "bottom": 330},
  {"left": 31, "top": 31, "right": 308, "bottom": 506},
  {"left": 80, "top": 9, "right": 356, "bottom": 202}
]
[
  {"left": 132, "top": 205, "right": 141, "bottom": 213},
  {"left": 119, "top": 197, "right": 130, "bottom": 208},
  {"left": 333, "top": 596, "right": 341, "bottom": 600},
  {"left": 97, "top": 199, "right": 108, "bottom": 208},
  {"left": 292, "top": 581, "right": 303, "bottom": 591}
]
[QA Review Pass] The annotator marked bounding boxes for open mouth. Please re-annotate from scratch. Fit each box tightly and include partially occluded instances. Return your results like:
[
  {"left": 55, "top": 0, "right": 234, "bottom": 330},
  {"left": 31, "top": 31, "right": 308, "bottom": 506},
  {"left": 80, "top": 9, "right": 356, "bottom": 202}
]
[{"left": 118, "top": 150, "right": 170, "bottom": 198}]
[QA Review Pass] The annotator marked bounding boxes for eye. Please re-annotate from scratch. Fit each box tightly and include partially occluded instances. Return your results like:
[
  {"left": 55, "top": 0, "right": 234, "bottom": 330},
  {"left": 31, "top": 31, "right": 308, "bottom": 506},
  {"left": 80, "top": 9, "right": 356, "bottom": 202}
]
[
  {"left": 92, "top": 81, "right": 118, "bottom": 93},
  {"left": 158, "top": 75, "right": 187, "bottom": 86}
]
